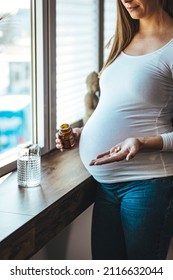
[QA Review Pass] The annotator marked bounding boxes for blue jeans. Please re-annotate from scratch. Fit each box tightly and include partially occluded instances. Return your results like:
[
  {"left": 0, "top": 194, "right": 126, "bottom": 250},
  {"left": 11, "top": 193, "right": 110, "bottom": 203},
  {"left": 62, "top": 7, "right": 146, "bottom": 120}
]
[{"left": 91, "top": 177, "right": 173, "bottom": 260}]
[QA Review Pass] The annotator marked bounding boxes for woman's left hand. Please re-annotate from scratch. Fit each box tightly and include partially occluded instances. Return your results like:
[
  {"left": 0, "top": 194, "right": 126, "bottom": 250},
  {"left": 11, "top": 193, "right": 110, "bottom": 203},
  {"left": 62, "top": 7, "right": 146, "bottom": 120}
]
[{"left": 89, "top": 137, "right": 141, "bottom": 166}]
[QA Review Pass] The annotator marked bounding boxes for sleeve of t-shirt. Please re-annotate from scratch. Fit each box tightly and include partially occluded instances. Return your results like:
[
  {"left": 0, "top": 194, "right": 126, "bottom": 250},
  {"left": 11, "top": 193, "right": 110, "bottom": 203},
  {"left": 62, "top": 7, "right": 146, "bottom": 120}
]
[
  {"left": 160, "top": 64, "right": 173, "bottom": 151},
  {"left": 161, "top": 64, "right": 173, "bottom": 151},
  {"left": 161, "top": 132, "right": 173, "bottom": 151}
]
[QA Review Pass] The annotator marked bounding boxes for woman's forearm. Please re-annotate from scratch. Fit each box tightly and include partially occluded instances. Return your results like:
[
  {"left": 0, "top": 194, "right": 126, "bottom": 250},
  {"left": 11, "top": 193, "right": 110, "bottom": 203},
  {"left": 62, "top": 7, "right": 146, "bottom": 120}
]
[
  {"left": 138, "top": 135, "right": 163, "bottom": 151},
  {"left": 139, "top": 131, "right": 173, "bottom": 152}
]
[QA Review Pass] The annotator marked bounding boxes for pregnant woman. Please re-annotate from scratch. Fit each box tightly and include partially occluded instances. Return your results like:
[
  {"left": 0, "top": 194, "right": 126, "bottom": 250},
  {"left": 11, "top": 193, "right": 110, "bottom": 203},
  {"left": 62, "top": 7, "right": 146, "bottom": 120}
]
[{"left": 56, "top": 0, "right": 173, "bottom": 260}]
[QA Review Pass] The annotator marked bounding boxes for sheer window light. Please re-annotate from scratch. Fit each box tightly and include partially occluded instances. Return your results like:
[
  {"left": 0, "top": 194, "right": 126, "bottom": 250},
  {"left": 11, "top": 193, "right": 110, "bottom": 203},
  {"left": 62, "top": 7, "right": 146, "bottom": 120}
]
[
  {"left": 56, "top": 0, "right": 99, "bottom": 128},
  {"left": 104, "top": 0, "right": 117, "bottom": 61}
]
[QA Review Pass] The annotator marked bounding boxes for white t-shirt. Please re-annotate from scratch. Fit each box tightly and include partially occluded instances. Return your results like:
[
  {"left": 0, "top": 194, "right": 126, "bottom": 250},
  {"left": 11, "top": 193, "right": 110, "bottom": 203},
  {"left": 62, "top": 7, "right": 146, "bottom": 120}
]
[{"left": 79, "top": 39, "right": 173, "bottom": 183}]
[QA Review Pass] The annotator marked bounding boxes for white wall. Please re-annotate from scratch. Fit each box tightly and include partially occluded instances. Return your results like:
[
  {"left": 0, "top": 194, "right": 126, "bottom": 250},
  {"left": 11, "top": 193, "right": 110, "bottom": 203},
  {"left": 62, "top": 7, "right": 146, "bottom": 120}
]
[{"left": 31, "top": 204, "right": 93, "bottom": 260}]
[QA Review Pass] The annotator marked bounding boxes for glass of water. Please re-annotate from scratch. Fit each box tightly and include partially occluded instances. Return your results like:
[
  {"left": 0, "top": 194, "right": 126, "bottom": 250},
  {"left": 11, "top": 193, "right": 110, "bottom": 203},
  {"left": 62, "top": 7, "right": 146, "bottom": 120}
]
[{"left": 17, "top": 144, "right": 41, "bottom": 187}]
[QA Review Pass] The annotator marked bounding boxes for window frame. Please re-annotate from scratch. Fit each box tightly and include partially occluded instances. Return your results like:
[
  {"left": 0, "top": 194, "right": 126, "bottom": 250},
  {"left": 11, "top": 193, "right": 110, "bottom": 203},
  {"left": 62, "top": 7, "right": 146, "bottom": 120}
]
[
  {"left": 0, "top": 0, "right": 108, "bottom": 178},
  {"left": 0, "top": 0, "right": 50, "bottom": 176}
]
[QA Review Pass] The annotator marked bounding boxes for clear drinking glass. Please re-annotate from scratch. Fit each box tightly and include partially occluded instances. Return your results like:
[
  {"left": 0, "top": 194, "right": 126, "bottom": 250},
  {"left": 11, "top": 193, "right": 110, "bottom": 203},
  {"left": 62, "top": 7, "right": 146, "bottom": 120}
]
[{"left": 17, "top": 144, "right": 41, "bottom": 187}]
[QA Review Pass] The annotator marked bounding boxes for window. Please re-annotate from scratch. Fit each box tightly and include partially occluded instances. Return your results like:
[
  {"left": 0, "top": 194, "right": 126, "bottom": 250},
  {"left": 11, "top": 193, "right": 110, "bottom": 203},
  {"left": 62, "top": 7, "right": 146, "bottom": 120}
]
[
  {"left": 56, "top": 0, "right": 99, "bottom": 128},
  {"left": 0, "top": 0, "right": 46, "bottom": 175},
  {"left": 0, "top": 0, "right": 118, "bottom": 177},
  {"left": 0, "top": 0, "right": 32, "bottom": 155},
  {"left": 104, "top": 0, "right": 117, "bottom": 61}
]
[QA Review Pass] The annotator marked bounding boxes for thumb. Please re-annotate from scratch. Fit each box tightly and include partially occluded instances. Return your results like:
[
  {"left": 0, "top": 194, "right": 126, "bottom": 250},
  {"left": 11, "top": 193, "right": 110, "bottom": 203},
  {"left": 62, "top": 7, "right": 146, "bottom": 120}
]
[
  {"left": 126, "top": 146, "right": 136, "bottom": 161},
  {"left": 73, "top": 129, "right": 81, "bottom": 140}
]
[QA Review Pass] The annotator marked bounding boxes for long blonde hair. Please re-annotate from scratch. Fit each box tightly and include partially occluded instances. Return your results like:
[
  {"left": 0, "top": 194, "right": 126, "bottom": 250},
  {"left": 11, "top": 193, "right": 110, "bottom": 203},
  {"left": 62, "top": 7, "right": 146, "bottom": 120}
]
[{"left": 99, "top": 0, "right": 173, "bottom": 76}]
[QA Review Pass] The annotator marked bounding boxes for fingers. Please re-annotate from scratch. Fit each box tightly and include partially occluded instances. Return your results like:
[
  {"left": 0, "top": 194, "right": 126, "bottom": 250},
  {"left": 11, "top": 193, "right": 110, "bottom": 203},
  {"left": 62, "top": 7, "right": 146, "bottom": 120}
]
[
  {"left": 96, "top": 146, "right": 121, "bottom": 159},
  {"left": 73, "top": 127, "right": 82, "bottom": 140},
  {"left": 89, "top": 150, "right": 124, "bottom": 166},
  {"left": 96, "top": 150, "right": 110, "bottom": 159},
  {"left": 55, "top": 132, "right": 63, "bottom": 151},
  {"left": 73, "top": 131, "right": 80, "bottom": 140},
  {"left": 89, "top": 153, "right": 122, "bottom": 165},
  {"left": 89, "top": 153, "right": 109, "bottom": 166}
]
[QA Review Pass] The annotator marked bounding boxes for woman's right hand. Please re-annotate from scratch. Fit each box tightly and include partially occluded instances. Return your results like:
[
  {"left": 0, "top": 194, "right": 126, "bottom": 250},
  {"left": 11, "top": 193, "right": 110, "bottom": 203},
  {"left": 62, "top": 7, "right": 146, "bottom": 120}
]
[{"left": 55, "top": 127, "right": 83, "bottom": 151}]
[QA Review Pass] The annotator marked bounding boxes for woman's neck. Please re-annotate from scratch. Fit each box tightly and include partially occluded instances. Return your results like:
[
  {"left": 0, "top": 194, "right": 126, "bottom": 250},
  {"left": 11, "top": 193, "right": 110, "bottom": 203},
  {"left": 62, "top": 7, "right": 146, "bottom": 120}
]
[{"left": 139, "top": 10, "right": 173, "bottom": 37}]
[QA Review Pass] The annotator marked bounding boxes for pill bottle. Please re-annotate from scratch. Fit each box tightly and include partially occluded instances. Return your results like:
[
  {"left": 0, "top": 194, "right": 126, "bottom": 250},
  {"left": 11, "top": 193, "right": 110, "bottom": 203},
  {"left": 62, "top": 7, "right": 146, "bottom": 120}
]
[{"left": 58, "top": 123, "right": 75, "bottom": 149}]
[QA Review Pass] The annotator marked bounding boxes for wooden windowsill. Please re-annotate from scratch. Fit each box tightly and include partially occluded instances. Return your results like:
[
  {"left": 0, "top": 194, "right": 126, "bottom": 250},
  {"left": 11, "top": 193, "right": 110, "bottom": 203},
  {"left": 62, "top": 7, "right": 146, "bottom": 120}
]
[{"left": 0, "top": 148, "right": 97, "bottom": 259}]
